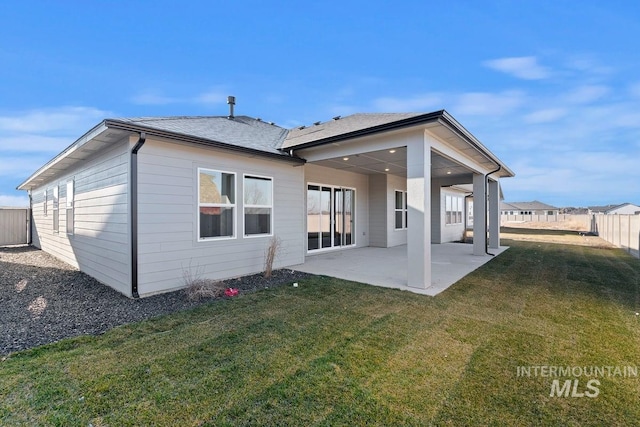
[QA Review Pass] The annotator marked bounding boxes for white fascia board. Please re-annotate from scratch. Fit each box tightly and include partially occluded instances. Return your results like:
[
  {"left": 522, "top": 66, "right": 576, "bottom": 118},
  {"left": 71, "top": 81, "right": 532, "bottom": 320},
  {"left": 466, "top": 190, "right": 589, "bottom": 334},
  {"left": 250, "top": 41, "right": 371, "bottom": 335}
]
[{"left": 437, "top": 113, "right": 515, "bottom": 178}]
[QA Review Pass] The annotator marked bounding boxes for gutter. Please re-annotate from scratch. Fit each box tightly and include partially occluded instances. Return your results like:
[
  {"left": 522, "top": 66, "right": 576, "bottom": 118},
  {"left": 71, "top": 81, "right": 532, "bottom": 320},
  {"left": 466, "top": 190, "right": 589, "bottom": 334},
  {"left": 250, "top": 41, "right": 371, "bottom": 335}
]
[
  {"left": 484, "top": 165, "right": 502, "bottom": 256},
  {"left": 130, "top": 132, "right": 146, "bottom": 298}
]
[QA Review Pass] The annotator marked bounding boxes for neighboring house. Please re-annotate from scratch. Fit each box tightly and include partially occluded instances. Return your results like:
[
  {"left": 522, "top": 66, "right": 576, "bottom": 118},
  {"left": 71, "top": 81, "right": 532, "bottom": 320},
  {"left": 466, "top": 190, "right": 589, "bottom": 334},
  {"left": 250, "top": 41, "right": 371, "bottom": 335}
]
[
  {"left": 588, "top": 203, "right": 640, "bottom": 215},
  {"left": 501, "top": 201, "right": 559, "bottom": 216},
  {"left": 17, "top": 103, "right": 514, "bottom": 297}
]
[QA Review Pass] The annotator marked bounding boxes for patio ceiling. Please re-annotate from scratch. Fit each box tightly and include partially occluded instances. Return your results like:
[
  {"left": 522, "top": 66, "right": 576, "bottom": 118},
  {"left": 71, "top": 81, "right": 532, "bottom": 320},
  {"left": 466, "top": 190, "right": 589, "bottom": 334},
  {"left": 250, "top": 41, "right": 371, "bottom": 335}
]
[{"left": 310, "top": 147, "right": 473, "bottom": 179}]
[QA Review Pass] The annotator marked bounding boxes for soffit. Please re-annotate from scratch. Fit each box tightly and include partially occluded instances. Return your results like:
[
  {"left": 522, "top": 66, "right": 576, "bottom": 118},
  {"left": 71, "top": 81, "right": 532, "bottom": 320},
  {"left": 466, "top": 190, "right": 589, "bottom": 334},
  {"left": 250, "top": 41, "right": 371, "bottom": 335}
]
[{"left": 311, "top": 147, "right": 472, "bottom": 180}]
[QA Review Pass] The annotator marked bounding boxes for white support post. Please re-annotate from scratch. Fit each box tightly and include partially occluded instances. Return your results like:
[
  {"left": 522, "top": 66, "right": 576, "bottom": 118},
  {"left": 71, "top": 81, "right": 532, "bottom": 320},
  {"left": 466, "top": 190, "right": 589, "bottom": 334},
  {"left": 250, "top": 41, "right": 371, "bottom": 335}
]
[
  {"left": 488, "top": 179, "right": 500, "bottom": 249},
  {"left": 473, "top": 173, "right": 486, "bottom": 256},
  {"left": 406, "top": 138, "right": 431, "bottom": 289}
]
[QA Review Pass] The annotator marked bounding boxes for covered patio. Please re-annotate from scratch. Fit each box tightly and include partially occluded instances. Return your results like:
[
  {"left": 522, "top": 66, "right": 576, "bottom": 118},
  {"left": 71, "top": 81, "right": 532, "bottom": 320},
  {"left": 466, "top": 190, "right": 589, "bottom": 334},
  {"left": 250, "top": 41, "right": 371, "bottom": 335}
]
[
  {"left": 291, "top": 243, "right": 508, "bottom": 296},
  {"left": 286, "top": 111, "right": 514, "bottom": 292}
]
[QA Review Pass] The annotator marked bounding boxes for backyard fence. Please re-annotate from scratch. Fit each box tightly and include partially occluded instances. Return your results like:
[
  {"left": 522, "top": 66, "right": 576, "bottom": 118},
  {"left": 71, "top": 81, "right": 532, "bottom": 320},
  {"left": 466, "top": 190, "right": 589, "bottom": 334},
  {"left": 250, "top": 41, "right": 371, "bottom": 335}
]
[
  {"left": 593, "top": 214, "right": 640, "bottom": 258},
  {"left": 501, "top": 213, "right": 639, "bottom": 259},
  {"left": 502, "top": 213, "right": 568, "bottom": 223},
  {"left": 0, "top": 208, "right": 30, "bottom": 246}
]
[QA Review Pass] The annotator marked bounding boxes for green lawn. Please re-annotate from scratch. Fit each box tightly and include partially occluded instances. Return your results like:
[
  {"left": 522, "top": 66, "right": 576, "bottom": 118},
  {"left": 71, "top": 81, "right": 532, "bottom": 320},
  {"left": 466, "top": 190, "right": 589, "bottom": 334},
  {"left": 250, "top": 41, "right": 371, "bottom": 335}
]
[{"left": 2, "top": 239, "right": 640, "bottom": 426}]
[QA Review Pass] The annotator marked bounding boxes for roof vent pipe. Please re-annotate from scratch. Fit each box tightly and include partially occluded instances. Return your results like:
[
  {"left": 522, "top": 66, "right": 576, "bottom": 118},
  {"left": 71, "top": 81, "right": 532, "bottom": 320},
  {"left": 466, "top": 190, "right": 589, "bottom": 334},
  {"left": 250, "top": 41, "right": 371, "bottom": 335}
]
[{"left": 227, "top": 96, "right": 236, "bottom": 119}]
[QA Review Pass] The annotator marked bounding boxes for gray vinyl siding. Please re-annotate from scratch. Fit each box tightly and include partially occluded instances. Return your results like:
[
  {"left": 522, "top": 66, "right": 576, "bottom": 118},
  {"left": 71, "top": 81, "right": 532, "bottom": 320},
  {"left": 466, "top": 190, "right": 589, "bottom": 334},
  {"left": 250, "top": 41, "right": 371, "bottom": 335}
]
[
  {"left": 431, "top": 180, "right": 442, "bottom": 243},
  {"left": 368, "top": 174, "right": 387, "bottom": 247},
  {"left": 30, "top": 139, "right": 131, "bottom": 295},
  {"left": 136, "top": 138, "right": 305, "bottom": 296},
  {"left": 304, "top": 163, "right": 370, "bottom": 250}
]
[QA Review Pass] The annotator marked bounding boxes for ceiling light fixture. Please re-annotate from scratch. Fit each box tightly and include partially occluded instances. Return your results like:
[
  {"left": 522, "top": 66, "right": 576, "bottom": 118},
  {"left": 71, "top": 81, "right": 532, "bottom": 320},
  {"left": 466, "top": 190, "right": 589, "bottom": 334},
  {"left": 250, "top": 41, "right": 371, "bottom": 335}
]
[
  {"left": 384, "top": 167, "right": 390, "bottom": 172},
  {"left": 446, "top": 170, "right": 452, "bottom": 175},
  {"left": 389, "top": 149, "right": 396, "bottom": 153},
  {"left": 343, "top": 157, "right": 349, "bottom": 161}
]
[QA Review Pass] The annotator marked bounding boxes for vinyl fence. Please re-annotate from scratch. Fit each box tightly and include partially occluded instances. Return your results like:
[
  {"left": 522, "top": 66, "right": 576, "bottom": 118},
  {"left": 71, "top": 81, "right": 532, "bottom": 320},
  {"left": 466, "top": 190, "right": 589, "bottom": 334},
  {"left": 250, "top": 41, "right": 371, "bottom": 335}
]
[
  {"left": 501, "top": 213, "right": 569, "bottom": 223},
  {"left": 0, "top": 208, "right": 30, "bottom": 246},
  {"left": 593, "top": 214, "right": 640, "bottom": 258}
]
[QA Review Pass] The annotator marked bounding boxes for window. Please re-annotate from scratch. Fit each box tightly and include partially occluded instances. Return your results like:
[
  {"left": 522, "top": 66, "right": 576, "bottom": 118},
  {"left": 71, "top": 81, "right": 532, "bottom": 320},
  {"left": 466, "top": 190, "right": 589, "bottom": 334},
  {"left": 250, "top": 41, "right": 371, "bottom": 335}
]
[
  {"left": 198, "top": 169, "right": 236, "bottom": 239},
  {"left": 244, "top": 175, "right": 273, "bottom": 236},
  {"left": 445, "top": 194, "right": 464, "bottom": 225},
  {"left": 395, "top": 190, "right": 407, "bottom": 229},
  {"left": 43, "top": 190, "right": 48, "bottom": 216},
  {"left": 66, "top": 180, "right": 74, "bottom": 235},
  {"left": 53, "top": 186, "right": 59, "bottom": 233}
]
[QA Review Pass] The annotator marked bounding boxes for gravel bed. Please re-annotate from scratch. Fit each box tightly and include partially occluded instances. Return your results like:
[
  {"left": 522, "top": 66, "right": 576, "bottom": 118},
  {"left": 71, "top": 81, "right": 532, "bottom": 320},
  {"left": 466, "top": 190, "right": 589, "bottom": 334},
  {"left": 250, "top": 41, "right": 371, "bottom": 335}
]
[{"left": 0, "top": 245, "right": 311, "bottom": 356}]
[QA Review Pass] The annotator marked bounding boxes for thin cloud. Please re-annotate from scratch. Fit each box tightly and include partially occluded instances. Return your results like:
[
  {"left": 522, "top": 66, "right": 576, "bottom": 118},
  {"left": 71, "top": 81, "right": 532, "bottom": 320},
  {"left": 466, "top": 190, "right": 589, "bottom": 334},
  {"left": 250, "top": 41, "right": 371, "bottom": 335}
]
[
  {"left": 483, "top": 56, "right": 550, "bottom": 80},
  {"left": 194, "top": 90, "right": 226, "bottom": 105},
  {"left": 0, "top": 107, "right": 109, "bottom": 134},
  {"left": 505, "top": 150, "right": 640, "bottom": 205},
  {"left": 564, "top": 85, "right": 609, "bottom": 104},
  {"left": 0, "top": 135, "right": 72, "bottom": 153},
  {"left": 0, "top": 194, "right": 29, "bottom": 207},
  {"left": 523, "top": 108, "right": 567, "bottom": 123},
  {"left": 629, "top": 82, "right": 640, "bottom": 98},
  {"left": 0, "top": 157, "right": 49, "bottom": 177},
  {"left": 453, "top": 90, "right": 525, "bottom": 116},
  {"left": 0, "top": 107, "right": 111, "bottom": 165}
]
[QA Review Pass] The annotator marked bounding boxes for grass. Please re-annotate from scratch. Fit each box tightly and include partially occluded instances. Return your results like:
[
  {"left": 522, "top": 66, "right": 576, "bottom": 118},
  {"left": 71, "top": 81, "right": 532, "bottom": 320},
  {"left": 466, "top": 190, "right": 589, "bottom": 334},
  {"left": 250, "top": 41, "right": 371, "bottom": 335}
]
[{"left": 1, "top": 237, "right": 640, "bottom": 426}]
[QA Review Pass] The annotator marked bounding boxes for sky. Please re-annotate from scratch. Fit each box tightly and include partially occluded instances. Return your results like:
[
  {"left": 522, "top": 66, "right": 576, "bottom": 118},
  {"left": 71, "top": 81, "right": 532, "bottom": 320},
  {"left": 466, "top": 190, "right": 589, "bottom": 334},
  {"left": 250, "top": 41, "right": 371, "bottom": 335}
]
[{"left": 1, "top": 1, "right": 639, "bottom": 208}]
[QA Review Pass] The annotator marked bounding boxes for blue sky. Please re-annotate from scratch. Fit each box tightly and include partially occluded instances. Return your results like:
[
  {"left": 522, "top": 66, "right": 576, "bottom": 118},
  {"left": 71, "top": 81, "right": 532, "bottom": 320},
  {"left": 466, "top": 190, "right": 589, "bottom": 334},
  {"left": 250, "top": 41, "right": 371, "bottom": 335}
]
[{"left": 1, "top": 1, "right": 639, "bottom": 207}]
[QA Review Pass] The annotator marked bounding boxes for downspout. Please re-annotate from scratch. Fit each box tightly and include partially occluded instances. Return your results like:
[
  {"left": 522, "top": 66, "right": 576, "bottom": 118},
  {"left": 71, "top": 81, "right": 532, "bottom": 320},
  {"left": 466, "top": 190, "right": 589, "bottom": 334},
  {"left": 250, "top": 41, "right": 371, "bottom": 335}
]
[
  {"left": 27, "top": 191, "right": 33, "bottom": 245},
  {"left": 484, "top": 165, "right": 501, "bottom": 256},
  {"left": 130, "top": 132, "right": 146, "bottom": 298}
]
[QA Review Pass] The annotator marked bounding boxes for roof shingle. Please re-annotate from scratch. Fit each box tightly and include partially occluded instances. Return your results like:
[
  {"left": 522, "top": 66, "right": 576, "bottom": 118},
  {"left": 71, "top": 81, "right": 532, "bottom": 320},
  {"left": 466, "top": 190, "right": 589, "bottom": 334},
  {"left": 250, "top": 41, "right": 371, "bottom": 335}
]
[{"left": 113, "top": 115, "right": 288, "bottom": 155}]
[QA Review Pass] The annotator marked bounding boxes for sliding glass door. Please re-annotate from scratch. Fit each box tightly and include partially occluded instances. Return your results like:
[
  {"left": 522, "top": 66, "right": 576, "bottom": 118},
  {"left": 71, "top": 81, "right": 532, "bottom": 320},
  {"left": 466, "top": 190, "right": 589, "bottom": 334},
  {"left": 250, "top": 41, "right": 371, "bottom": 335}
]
[{"left": 307, "top": 184, "right": 355, "bottom": 252}]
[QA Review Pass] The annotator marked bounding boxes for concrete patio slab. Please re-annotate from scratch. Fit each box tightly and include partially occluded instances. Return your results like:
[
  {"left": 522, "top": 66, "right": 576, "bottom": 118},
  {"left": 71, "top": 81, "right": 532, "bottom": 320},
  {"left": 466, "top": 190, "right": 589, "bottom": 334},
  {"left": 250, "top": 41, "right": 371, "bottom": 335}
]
[{"left": 290, "top": 244, "right": 508, "bottom": 296}]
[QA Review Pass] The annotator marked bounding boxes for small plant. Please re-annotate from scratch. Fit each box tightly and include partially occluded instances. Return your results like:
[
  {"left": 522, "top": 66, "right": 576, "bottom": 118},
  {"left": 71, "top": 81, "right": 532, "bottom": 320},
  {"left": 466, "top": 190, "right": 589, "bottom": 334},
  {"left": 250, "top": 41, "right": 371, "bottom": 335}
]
[
  {"left": 264, "top": 235, "right": 282, "bottom": 278},
  {"left": 184, "top": 279, "right": 227, "bottom": 301},
  {"left": 182, "top": 261, "right": 226, "bottom": 301}
]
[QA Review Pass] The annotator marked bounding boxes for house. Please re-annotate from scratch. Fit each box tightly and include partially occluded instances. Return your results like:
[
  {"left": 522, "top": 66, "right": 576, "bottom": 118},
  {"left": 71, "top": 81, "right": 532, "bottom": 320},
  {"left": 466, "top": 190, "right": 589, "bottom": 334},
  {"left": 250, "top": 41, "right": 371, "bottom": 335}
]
[
  {"left": 588, "top": 203, "right": 640, "bottom": 215},
  {"left": 501, "top": 201, "right": 559, "bottom": 216},
  {"left": 17, "top": 101, "right": 514, "bottom": 297}
]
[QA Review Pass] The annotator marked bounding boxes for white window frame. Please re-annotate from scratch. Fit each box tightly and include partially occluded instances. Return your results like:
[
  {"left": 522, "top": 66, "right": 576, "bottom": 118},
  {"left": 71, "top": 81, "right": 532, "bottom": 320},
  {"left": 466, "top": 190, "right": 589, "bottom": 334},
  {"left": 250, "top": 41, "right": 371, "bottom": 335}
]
[
  {"left": 43, "top": 190, "right": 48, "bottom": 217},
  {"left": 394, "top": 190, "right": 407, "bottom": 230},
  {"left": 243, "top": 174, "right": 274, "bottom": 238},
  {"left": 52, "top": 185, "right": 59, "bottom": 233},
  {"left": 66, "top": 180, "right": 74, "bottom": 235},
  {"left": 445, "top": 194, "right": 464, "bottom": 226},
  {"left": 197, "top": 168, "right": 237, "bottom": 241},
  {"left": 306, "top": 182, "right": 357, "bottom": 253}
]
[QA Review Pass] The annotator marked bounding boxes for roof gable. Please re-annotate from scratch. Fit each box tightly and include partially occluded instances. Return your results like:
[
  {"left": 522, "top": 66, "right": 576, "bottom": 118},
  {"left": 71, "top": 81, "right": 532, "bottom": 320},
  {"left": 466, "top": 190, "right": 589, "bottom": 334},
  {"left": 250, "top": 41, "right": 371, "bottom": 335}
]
[{"left": 282, "top": 113, "right": 425, "bottom": 149}]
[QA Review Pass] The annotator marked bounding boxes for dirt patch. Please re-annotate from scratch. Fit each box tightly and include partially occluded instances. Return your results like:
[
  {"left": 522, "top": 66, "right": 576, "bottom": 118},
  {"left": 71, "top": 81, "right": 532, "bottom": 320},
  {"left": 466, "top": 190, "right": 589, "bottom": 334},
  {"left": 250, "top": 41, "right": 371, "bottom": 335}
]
[
  {"left": 502, "top": 218, "right": 590, "bottom": 231},
  {"left": 500, "top": 226, "right": 614, "bottom": 248}
]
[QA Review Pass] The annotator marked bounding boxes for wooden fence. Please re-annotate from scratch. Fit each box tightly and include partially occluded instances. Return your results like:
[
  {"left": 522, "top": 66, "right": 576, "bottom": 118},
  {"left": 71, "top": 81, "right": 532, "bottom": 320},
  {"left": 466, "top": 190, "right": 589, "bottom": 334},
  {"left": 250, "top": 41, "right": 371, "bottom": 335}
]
[{"left": 0, "top": 208, "right": 30, "bottom": 246}]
